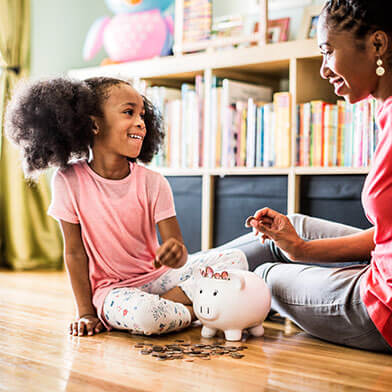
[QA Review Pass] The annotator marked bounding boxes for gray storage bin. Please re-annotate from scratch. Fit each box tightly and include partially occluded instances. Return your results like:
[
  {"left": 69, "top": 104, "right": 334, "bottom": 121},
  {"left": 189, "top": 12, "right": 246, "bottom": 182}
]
[
  {"left": 213, "top": 175, "right": 288, "bottom": 247},
  {"left": 300, "top": 175, "right": 371, "bottom": 229},
  {"left": 164, "top": 176, "right": 202, "bottom": 253}
]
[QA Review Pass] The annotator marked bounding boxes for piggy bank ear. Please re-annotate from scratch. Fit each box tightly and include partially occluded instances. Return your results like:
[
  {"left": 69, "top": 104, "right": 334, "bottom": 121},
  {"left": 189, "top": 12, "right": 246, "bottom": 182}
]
[
  {"left": 221, "top": 271, "right": 229, "bottom": 280},
  {"left": 230, "top": 273, "right": 246, "bottom": 291},
  {"left": 206, "top": 266, "right": 214, "bottom": 278}
]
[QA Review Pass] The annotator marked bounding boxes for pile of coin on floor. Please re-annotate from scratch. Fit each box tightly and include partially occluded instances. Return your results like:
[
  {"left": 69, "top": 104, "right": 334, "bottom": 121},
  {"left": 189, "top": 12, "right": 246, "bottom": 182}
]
[{"left": 134, "top": 339, "right": 247, "bottom": 362}]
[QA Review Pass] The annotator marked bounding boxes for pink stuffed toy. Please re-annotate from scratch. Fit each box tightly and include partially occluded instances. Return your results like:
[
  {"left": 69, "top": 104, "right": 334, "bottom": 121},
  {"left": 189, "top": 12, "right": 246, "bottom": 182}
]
[{"left": 83, "top": 0, "right": 174, "bottom": 63}]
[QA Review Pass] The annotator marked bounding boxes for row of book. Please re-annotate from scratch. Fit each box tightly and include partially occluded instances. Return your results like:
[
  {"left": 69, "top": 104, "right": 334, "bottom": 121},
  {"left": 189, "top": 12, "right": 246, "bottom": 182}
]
[
  {"left": 143, "top": 80, "right": 379, "bottom": 170},
  {"left": 144, "top": 78, "right": 292, "bottom": 169},
  {"left": 144, "top": 76, "right": 204, "bottom": 169},
  {"left": 183, "top": 0, "right": 212, "bottom": 43},
  {"left": 296, "top": 97, "right": 379, "bottom": 167},
  {"left": 210, "top": 78, "right": 291, "bottom": 168}
]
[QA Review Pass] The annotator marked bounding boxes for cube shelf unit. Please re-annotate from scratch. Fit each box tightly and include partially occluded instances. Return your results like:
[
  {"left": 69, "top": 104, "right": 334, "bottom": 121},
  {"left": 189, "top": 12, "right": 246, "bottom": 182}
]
[{"left": 69, "top": 3, "right": 369, "bottom": 252}]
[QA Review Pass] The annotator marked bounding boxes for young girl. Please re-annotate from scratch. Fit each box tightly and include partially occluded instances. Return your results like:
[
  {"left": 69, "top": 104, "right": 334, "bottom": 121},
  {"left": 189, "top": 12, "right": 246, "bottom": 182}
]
[{"left": 5, "top": 76, "right": 247, "bottom": 336}]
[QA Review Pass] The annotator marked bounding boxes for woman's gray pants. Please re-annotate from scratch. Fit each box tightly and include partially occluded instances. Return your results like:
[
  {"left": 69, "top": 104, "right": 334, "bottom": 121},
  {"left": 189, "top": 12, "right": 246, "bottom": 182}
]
[{"left": 212, "top": 214, "right": 391, "bottom": 353}]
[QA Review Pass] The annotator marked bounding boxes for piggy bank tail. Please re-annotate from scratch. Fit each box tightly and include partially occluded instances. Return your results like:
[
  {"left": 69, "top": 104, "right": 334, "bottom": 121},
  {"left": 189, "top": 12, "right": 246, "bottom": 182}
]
[{"left": 83, "top": 16, "right": 111, "bottom": 61}]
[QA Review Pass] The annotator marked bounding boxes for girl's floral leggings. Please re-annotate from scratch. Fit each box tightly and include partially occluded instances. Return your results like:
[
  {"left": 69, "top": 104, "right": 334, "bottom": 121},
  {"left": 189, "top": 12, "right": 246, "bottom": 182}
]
[{"left": 103, "top": 249, "right": 247, "bottom": 335}]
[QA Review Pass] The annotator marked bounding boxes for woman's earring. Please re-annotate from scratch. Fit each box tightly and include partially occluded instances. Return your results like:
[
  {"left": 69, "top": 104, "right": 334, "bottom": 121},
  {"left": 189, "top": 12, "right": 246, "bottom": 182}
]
[
  {"left": 92, "top": 125, "right": 99, "bottom": 135},
  {"left": 376, "top": 56, "right": 385, "bottom": 76}
]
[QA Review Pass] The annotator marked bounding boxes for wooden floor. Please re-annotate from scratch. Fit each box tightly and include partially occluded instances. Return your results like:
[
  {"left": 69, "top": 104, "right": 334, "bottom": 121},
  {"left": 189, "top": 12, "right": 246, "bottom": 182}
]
[{"left": 1, "top": 271, "right": 392, "bottom": 392}]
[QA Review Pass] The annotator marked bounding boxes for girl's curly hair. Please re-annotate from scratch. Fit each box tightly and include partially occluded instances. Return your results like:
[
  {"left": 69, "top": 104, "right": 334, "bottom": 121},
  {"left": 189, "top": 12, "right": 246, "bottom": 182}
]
[
  {"left": 322, "top": 0, "right": 392, "bottom": 66},
  {"left": 5, "top": 76, "right": 164, "bottom": 178}
]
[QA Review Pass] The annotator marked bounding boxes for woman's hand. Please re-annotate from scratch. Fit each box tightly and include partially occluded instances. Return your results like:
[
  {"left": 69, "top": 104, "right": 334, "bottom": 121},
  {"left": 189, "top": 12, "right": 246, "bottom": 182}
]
[
  {"left": 250, "top": 207, "right": 306, "bottom": 261},
  {"left": 70, "top": 314, "right": 105, "bottom": 336},
  {"left": 154, "top": 238, "right": 187, "bottom": 269}
]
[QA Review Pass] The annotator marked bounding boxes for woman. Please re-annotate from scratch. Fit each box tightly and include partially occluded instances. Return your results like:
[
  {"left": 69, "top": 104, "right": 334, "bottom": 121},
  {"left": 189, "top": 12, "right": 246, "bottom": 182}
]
[{"left": 224, "top": 0, "right": 392, "bottom": 352}]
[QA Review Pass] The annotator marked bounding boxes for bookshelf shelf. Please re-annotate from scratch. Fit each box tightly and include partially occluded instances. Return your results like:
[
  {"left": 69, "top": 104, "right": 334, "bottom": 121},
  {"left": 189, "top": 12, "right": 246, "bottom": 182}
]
[
  {"left": 68, "top": 17, "right": 371, "bottom": 251},
  {"left": 209, "top": 168, "right": 290, "bottom": 176},
  {"left": 154, "top": 167, "right": 370, "bottom": 177},
  {"left": 179, "top": 33, "right": 265, "bottom": 53},
  {"left": 154, "top": 168, "right": 205, "bottom": 176},
  {"left": 68, "top": 39, "right": 320, "bottom": 81},
  {"left": 294, "top": 167, "right": 370, "bottom": 175}
]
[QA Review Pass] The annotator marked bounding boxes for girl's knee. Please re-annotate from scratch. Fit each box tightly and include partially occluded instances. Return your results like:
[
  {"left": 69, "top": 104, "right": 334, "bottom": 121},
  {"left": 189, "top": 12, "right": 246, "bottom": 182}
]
[
  {"left": 230, "top": 249, "right": 249, "bottom": 270},
  {"left": 214, "top": 248, "right": 249, "bottom": 271},
  {"left": 132, "top": 297, "right": 190, "bottom": 335},
  {"left": 131, "top": 297, "right": 165, "bottom": 335}
]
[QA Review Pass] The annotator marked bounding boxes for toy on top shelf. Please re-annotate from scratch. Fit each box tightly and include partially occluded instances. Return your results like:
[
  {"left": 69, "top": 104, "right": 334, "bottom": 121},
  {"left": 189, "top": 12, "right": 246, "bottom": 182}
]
[
  {"left": 193, "top": 266, "right": 271, "bottom": 341},
  {"left": 83, "top": 0, "right": 175, "bottom": 65}
]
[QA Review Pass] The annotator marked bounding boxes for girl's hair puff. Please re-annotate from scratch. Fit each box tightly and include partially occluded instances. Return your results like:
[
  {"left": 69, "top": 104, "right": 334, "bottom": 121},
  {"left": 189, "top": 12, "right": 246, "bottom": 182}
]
[{"left": 5, "top": 76, "right": 164, "bottom": 178}]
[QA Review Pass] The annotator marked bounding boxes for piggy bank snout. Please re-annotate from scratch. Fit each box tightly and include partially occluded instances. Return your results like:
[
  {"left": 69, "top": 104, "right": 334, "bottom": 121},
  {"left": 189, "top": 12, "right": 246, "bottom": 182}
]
[
  {"left": 194, "top": 287, "right": 220, "bottom": 321},
  {"left": 197, "top": 304, "right": 217, "bottom": 321}
]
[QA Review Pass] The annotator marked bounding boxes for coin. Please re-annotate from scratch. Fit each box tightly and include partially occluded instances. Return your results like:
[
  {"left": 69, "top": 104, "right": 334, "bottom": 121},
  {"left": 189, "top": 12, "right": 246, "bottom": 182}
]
[
  {"left": 140, "top": 349, "right": 152, "bottom": 355},
  {"left": 134, "top": 340, "right": 247, "bottom": 361},
  {"left": 230, "top": 353, "right": 244, "bottom": 359},
  {"left": 245, "top": 216, "right": 256, "bottom": 228}
]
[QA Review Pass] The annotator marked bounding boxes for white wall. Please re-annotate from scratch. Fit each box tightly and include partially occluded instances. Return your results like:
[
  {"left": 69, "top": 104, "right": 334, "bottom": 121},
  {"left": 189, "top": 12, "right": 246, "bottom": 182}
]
[
  {"left": 30, "top": 0, "right": 325, "bottom": 77},
  {"left": 31, "top": 0, "right": 109, "bottom": 77},
  {"left": 213, "top": 0, "right": 325, "bottom": 41}
]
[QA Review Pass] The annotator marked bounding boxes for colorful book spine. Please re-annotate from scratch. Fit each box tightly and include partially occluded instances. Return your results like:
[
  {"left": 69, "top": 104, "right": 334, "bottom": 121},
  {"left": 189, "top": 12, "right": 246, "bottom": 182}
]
[
  {"left": 274, "top": 92, "right": 291, "bottom": 168},
  {"left": 310, "top": 101, "right": 326, "bottom": 167},
  {"left": 296, "top": 97, "right": 378, "bottom": 168}
]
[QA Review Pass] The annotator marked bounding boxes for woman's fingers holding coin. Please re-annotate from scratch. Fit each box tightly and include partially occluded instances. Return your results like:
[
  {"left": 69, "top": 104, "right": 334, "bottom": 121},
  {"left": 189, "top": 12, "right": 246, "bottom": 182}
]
[{"left": 245, "top": 216, "right": 256, "bottom": 228}]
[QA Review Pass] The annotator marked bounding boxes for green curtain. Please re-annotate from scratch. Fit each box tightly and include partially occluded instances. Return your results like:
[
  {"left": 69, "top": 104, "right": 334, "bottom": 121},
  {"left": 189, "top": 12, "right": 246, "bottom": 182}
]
[{"left": 0, "top": 0, "right": 63, "bottom": 270}]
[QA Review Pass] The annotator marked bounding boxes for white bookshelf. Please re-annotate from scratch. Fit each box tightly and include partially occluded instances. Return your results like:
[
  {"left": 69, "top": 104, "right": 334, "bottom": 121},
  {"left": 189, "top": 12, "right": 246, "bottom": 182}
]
[{"left": 68, "top": 3, "right": 371, "bottom": 251}]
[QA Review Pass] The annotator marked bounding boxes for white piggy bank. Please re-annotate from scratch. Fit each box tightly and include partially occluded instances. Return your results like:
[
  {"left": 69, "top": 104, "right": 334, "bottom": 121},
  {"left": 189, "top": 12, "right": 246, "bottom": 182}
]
[{"left": 193, "top": 267, "right": 271, "bottom": 341}]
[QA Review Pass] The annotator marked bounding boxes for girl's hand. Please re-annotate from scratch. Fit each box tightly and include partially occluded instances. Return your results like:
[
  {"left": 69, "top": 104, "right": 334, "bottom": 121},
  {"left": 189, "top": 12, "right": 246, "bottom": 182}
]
[
  {"left": 70, "top": 314, "right": 106, "bottom": 336},
  {"left": 154, "top": 238, "right": 186, "bottom": 269},
  {"left": 250, "top": 207, "right": 306, "bottom": 261}
]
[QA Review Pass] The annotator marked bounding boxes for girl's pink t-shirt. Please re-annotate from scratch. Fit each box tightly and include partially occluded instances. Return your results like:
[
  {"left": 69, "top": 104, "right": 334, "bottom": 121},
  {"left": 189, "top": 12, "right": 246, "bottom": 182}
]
[
  {"left": 361, "top": 96, "right": 392, "bottom": 348},
  {"left": 48, "top": 161, "right": 175, "bottom": 327}
]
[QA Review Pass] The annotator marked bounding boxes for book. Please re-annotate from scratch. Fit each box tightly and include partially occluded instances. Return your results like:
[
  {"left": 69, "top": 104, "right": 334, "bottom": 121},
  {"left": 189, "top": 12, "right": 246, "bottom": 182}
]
[
  {"left": 246, "top": 98, "right": 256, "bottom": 168},
  {"left": 274, "top": 92, "right": 291, "bottom": 168},
  {"left": 310, "top": 100, "right": 326, "bottom": 167},
  {"left": 183, "top": 0, "right": 212, "bottom": 44},
  {"left": 263, "top": 103, "right": 274, "bottom": 167},
  {"left": 255, "top": 105, "right": 264, "bottom": 167},
  {"left": 222, "top": 79, "right": 272, "bottom": 104},
  {"left": 337, "top": 100, "right": 346, "bottom": 166},
  {"left": 218, "top": 79, "right": 273, "bottom": 168}
]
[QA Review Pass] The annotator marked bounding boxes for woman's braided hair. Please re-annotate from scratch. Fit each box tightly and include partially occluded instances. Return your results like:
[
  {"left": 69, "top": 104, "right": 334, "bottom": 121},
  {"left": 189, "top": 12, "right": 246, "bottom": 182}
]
[
  {"left": 5, "top": 76, "right": 164, "bottom": 178},
  {"left": 322, "top": 0, "right": 392, "bottom": 65}
]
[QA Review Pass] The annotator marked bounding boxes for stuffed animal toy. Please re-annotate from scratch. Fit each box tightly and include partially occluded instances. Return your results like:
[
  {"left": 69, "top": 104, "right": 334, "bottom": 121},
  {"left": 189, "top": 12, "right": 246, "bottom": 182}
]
[{"left": 83, "top": 0, "right": 174, "bottom": 64}]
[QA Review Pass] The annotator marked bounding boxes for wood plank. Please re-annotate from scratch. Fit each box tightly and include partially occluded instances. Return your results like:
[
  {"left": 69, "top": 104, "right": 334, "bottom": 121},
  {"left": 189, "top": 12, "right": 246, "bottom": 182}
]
[{"left": 1, "top": 271, "right": 391, "bottom": 392}]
